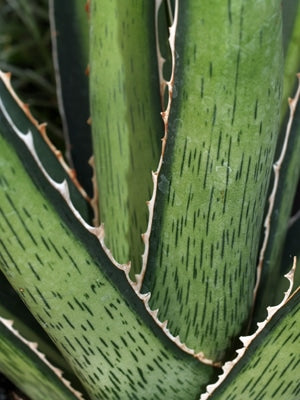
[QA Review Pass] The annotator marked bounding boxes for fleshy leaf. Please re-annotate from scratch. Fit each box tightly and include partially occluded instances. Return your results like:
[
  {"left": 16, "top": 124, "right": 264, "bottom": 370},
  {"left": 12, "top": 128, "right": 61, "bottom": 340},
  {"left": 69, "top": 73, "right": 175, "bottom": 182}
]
[
  {"left": 253, "top": 73, "right": 300, "bottom": 324},
  {"left": 281, "top": 0, "right": 300, "bottom": 122},
  {"left": 200, "top": 264, "right": 299, "bottom": 399},
  {"left": 0, "top": 317, "right": 84, "bottom": 400},
  {"left": 49, "top": 0, "right": 93, "bottom": 196},
  {"left": 89, "top": 0, "right": 163, "bottom": 275},
  {"left": 143, "top": 0, "right": 283, "bottom": 361},
  {"left": 0, "top": 270, "right": 88, "bottom": 395},
  {"left": 0, "top": 71, "right": 216, "bottom": 399}
]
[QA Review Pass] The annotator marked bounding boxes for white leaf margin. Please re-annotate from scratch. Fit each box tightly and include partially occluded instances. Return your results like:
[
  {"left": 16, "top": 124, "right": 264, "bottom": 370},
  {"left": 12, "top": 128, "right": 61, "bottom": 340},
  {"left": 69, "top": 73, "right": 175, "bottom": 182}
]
[
  {"left": 199, "top": 258, "right": 298, "bottom": 399},
  {"left": 0, "top": 316, "right": 86, "bottom": 400},
  {"left": 254, "top": 73, "right": 300, "bottom": 299},
  {"left": 0, "top": 68, "right": 218, "bottom": 367}
]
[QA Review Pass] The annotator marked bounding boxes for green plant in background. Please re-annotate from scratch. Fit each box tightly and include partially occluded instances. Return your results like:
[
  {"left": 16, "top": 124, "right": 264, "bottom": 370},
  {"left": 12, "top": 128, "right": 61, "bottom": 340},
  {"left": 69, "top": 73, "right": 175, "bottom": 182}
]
[{"left": 0, "top": 0, "right": 299, "bottom": 399}]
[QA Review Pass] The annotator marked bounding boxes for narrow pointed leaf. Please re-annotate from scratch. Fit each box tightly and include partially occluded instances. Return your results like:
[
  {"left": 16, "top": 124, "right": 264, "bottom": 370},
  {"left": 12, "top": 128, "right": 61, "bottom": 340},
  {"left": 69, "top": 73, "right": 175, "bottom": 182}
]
[
  {"left": 49, "top": 0, "right": 93, "bottom": 196},
  {"left": 0, "top": 271, "right": 73, "bottom": 376},
  {"left": 277, "top": 212, "right": 300, "bottom": 295},
  {"left": 0, "top": 318, "right": 84, "bottom": 400},
  {"left": 143, "top": 0, "right": 283, "bottom": 361},
  {"left": 253, "top": 75, "right": 300, "bottom": 324},
  {"left": 89, "top": 1, "right": 162, "bottom": 275},
  {"left": 281, "top": 0, "right": 300, "bottom": 121},
  {"left": 0, "top": 73, "right": 216, "bottom": 400},
  {"left": 200, "top": 287, "right": 300, "bottom": 400}
]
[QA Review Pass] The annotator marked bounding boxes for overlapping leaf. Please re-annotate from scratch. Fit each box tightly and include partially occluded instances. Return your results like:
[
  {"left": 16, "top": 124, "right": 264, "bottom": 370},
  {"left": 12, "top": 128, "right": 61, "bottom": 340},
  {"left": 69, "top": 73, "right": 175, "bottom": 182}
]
[
  {"left": 0, "top": 72, "right": 216, "bottom": 400},
  {"left": 89, "top": 0, "right": 163, "bottom": 275},
  {"left": 143, "top": 0, "right": 283, "bottom": 361}
]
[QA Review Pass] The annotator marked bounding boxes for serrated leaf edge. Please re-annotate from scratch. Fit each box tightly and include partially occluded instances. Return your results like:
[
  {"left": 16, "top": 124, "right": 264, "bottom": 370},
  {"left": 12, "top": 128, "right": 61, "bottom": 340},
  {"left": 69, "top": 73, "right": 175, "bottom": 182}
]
[
  {"left": 199, "top": 258, "right": 297, "bottom": 400},
  {"left": 0, "top": 30, "right": 219, "bottom": 366},
  {"left": 134, "top": 0, "right": 178, "bottom": 292},
  {"left": 254, "top": 73, "right": 300, "bottom": 300},
  {"left": 0, "top": 316, "right": 86, "bottom": 400},
  {"left": 0, "top": 71, "right": 97, "bottom": 219}
]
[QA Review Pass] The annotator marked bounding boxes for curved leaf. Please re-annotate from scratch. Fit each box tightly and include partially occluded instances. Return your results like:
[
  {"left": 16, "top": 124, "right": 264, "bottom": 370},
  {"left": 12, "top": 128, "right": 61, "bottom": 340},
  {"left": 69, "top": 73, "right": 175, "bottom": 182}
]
[
  {"left": 49, "top": 0, "right": 93, "bottom": 196},
  {"left": 0, "top": 271, "right": 71, "bottom": 375},
  {"left": 253, "top": 74, "right": 300, "bottom": 324},
  {"left": 0, "top": 317, "right": 84, "bottom": 400},
  {"left": 0, "top": 270, "right": 89, "bottom": 396},
  {"left": 281, "top": 0, "right": 300, "bottom": 122},
  {"left": 0, "top": 72, "right": 216, "bottom": 400},
  {"left": 200, "top": 286, "right": 300, "bottom": 399},
  {"left": 89, "top": 1, "right": 163, "bottom": 275},
  {"left": 143, "top": 0, "right": 283, "bottom": 361}
]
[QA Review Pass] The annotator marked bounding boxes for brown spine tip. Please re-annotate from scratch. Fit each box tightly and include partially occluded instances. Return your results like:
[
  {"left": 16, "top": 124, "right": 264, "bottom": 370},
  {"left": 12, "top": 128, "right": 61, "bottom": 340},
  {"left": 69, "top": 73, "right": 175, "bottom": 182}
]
[{"left": 85, "top": 0, "right": 90, "bottom": 16}]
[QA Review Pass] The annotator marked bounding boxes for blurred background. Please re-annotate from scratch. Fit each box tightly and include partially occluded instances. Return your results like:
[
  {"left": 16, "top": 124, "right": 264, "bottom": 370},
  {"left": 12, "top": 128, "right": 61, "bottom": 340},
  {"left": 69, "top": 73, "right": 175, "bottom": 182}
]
[{"left": 0, "top": 0, "right": 61, "bottom": 144}]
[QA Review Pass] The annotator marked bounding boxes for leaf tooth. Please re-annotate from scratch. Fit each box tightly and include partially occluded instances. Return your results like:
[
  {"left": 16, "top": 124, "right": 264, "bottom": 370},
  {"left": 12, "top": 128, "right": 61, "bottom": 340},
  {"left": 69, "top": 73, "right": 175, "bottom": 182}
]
[
  {"left": 161, "top": 320, "right": 168, "bottom": 330},
  {"left": 137, "top": 288, "right": 219, "bottom": 366},
  {"left": 253, "top": 74, "right": 300, "bottom": 301},
  {"left": 239, "top": 336, "right": 249, "bottom": 346},
  {"left": 0, "top": 91, "right": 130, "bottom": 275},
  {"left": 137, "top": 0, "right": 179, "bottom": 292},
  {"left": 150, "top": 309, "right": 159, "bottom": 319},
  {"left": 140, "top": 292, "right": 151, "bottom": 302},
  {"left": 0, "top": 317, "right": 86, "bottom": 400},
  {"left": 199, "top": 259, "right": 297, "bottom": 400},
  {"left": 0, "top": 69, "right": 91, "bottom": 205}
]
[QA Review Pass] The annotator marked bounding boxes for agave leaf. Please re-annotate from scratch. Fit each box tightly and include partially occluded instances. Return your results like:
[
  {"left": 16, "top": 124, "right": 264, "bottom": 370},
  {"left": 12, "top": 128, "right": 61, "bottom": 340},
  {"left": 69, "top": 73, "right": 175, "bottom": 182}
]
[
  {"left": 0, "top": 72, "right": 216, "bottom": 399},
  {"left": 0, "top": 317, "right": 85, "bottom": 400},
  {"left": 0, "top": 270, "right": 72, "bottom": 375},
  {"left": 281, "top": 0, "right": 300, "bottom": 122},
  {"left": 143, "top": 0, "right": 283, "bottom": 361},
  {"left": 49, "top": 0, "right": 93, "bottom": 196},
  {"left": 253, "top": 74, "right": 300, "bottom": 324},
  {"left": 0, "top": 270, "right": 89, "bottom": 396},
  {"left": 89, "top": 0, "right": 163, "bottom": 275},
  {"left": 0, "top": 71, "right": 92, "bottom": 222},
  {"left": 277, "top": 212, "right": 300, "bottom": 295},
  {"left": 200, "top": 268, "right": 299, "bottom": 400}
]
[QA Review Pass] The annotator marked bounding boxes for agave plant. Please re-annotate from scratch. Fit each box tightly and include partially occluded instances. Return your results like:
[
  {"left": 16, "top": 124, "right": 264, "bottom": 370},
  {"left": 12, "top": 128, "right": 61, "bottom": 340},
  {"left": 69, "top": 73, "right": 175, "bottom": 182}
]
[{"left": 0, "top": 0, "right": 299, "bottom": 399}]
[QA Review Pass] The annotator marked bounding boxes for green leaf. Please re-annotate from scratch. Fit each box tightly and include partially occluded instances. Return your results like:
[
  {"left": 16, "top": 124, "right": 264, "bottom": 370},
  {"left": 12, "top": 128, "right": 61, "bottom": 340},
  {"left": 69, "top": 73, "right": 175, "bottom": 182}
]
[
  {"left": 0, "top": 270, "right": 71, "bottom": 375},
  {"left": 0, "top": 72, "right": 216, "bottom": 400},
  {"left": 281, "top": 0, "right": 300, "bottom": 122},
  {"left": 0, "top": 270, "right": 89, "bottom": 396},
  {"left": 89, "top": 1, "right": 163, "bottom": 275},
  {"left": 49, "top": 0, "right": 93, "bottom": 196},
  {"left": 200, "top": 285, "right": 300, "bottom": 400},
  {"left": 0, "top": 317, "right": 84, "bottom": 400},
  {"left": 253, "top": 75, "right": 300, "bottom": 324},
  {"left": 277, "top": 212, "right": 300, "bottom": 297},
  {"left": 143, "top": 0, "right": 283, "bottom": 361}
]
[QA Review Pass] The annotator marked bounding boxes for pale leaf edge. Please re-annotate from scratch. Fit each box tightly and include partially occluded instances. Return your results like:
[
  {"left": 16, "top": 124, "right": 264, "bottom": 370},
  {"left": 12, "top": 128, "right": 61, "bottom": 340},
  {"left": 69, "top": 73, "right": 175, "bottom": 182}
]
[
  {"left": 0, "top": 316, "right": 86, "bottom": 400},
  {"left": 0, "top": 68, "right": 220, "bottom": 366},
  {"left": 254, "top": 73, "right": 300, "bottom": 299},
  {"left": 199, "top": 258, "right": 298, "bottom": 399}
]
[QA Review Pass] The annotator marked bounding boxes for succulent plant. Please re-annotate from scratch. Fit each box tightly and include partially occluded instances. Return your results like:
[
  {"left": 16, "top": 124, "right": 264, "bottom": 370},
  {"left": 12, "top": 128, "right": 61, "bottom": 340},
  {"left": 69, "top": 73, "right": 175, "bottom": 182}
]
[{"left": 0, "top": 1, "right": 299, "bottom": 399}]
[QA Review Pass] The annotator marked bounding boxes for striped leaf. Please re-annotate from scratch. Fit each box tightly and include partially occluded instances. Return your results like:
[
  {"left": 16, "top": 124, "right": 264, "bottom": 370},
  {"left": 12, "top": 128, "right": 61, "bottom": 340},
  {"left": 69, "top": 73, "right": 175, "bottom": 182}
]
[
  {"left": 49, "top": 0, "right": 93, "bottom": 196},
  {"left": 0, "top": 270, "right": 77, "bottom": 380},
  {"left": 252, "top": 4, "right": 300, "bottom": 322},
  {"left": 143, "top": 0, "right": 283, "bottom": 361},
  {"left": 276, "top": 212, "right": 300, "bottom": 299},
  {"left": 89, "top": 1, "right": 162, "bottom": 275},
  {"left": 0, "top": 71, "right": 216, "bottom": 400},
  {"left": 200, "top": 284, "right": 300, "bottom": 399},
  {"left": 281, "top": 0, "right": 300, "bottom": 121},
  {"left": 253, "top": 74, "right": 300, "bottom": 324},
  {"left": 0, "top": 317, "right": 84, "bottom": 400}
]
